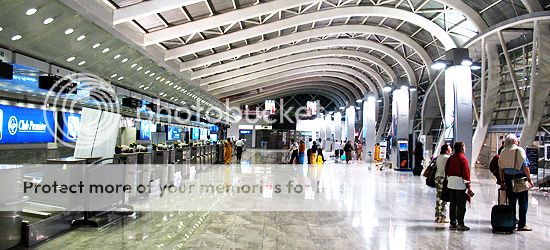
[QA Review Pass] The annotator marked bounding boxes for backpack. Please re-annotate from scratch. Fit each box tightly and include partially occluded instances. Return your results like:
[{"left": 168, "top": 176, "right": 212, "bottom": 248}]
[
  {"left": 424, "top": 159, "right": 437, "bottom": 188},
  {"left": 489, "top": 155, "right": 501, "bottom": 184}
]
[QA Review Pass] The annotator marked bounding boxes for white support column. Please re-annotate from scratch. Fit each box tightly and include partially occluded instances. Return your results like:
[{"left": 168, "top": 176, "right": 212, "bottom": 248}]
[
  {"left": 363, "top": 97, "right": 377, "bottom": 162},
  {"left": 391, "top": 86, "right": 410, "bottom": 169},
  {"left": 471, "top": 42, "right": 502, "bottom": 167},
  {"left": 345, "top": 106, "right": 356, "bottom": 142},
  {"left": 521, "top": 21, "right": 550, "bottom": 147},
  {"left": 334, "top": 112, "right": 342, "bottom": 143},
  {"left": 444, "top": 48, "right": 474, "bottom": 165}
]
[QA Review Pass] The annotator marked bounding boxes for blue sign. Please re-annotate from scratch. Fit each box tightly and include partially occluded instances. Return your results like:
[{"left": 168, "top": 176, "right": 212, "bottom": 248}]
[
  {"left": 192, "top": 128, "right": 201, "bottom": 140},
  {"left": 210, "top": 125, "right": 219, "bottom": 133},
  {"left": 167, "top": 125, "right": 182, "bottom": 141},
  {"left": 140, "top": 120, "right": 157, "bottom": 140},
  {"left": 61, "top": 112, "right": 81, "bottom": 142},
  {"left": 240, "top": 130, "right": 252, "bottom": 135},
  {"left": 0, "top": 104, "right": 55, "bottom": 144}
]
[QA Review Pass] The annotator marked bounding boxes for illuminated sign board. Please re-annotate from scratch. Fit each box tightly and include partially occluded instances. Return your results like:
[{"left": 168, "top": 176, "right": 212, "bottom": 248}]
[
  {"left": 61, "top": 112, "right": 81, "bottom": 142},
  {"left": 167, "top": 125, "right": 182, "bottom": 141},
  {"left": 191, "top": 128, "right": 200, "bottom": 140},
  {"left": 139, "top": 120, "right": 157, "bottom": 140},
  {"left": 0, "top": 104, "right": 55, "bottom": 144}
]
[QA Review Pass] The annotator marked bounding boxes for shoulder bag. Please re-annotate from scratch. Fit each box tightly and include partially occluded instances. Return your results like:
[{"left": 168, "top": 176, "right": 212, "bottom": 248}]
[{"left": 511, "top": 149, "right": 530, "bottom": 193}]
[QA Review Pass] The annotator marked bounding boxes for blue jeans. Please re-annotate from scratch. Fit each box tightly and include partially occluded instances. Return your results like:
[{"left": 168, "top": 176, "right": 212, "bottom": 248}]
[{"left": 504, "top": 173, "right": 529, "bottom": 228}]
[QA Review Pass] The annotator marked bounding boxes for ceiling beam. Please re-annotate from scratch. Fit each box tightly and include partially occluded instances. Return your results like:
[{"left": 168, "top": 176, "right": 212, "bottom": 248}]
[{"left": 113, "top": 0, "right": 204, "bottom": 25}]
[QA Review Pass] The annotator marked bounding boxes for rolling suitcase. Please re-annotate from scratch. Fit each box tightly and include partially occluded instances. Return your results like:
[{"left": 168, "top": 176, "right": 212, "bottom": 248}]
[{"left": 491, "top": 189, "right": 515, "bottom": 234}]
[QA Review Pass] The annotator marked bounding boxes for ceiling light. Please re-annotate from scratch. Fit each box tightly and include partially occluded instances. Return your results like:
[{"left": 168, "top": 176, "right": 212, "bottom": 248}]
[
  {"left": 156, "top": 76, "right": 161, "bottom": 81},
  {"left": 174, "top": 99, "right": 178, "bottom": 102},
  {"left": 169, "top": 82, "right": 174, "bottom": 86},
  {"left": 76, "top": 35, "right": 86, "bottom": 41},
  {"left": 160, "top": 92, "right": 164, "bottom": 95},
  {"left": 144, "top": 70, "right": 150, "bottom": 74},
  {"left": 78, "top": 61, "right": 86, "bottom": 66},
  {"left": 64, "top": 28, "right": 74, "bottom": 35},
  {"left": 409, "top": 86, "right": 417, "bottom": 92},
  {"left": 111, "top": 74, "right": 117, "bottom": 78},
  {"left": 339, "top": 107, "right": 345, "bottom": 110},
  {"left": 121, "top": 58, "right": 128, "bottom": 63},
  {"left": 163, "top": 94, "right": 168, "bottom": 97},
  {"left": 461, "top": 57, "right": 473, "bottom": 67},
  {"left": 356, "top": 99, "right": 363, "bottom": 103},
  {"left": 431, "top": 60, "right": 447, "bottom": 70},
  {"left": 137, "top": 66, "right": 143, "bottom": 71},
  {"left": 93, "top": 43, "right": 101, "bottom": 48},
  {"left": 470, "top": 62, "right": 482, "bottom": 71},
  {"left": 377, "top": 99, "right": 383, "bottom": 103},
  {"left": 400, "top": 85, "right": 409, "bottom": 91},
  {"left": 118, "top": 76, "right": 124, "bottom": 80},
  {"left": 102, "top": 48, "right": 110, "bottom": 53},
  {"left": 149, "top": 73, "right": 155, "bottom": 77},
  {"left": 143, "top": 86, "right": 149, "bottom": 90},
  {"left": 26, "top": 8, "right": 37, "bottom": 16},
  {"left": 66, "top": 56, "right": 76, "bottom": 62},
  {"left": 114, "top": 54, "right": 121, "bottom": 59},
  {"left": 11, "top": 35, "right": 22, "bottom": 41},
  {"left": 166, "top": 81, "right": 171, "bottom": 84},
  {"left": 139, "top": 85, "right": 144, "bottom": 88},
  {"left": 43, "top": 17, "right": 54, "bottom": 25},
  {"left": 0, "top": 27, "right": 3, "bottom": 32},
  {"left": 382, "top": 86, "right": 392, "bottom": 92},
  {"left": 367, "top": 96, "right": 376, "bottom": 102},
  {"left": 131, "top": 63, "right": 137, "bottom": 68}
]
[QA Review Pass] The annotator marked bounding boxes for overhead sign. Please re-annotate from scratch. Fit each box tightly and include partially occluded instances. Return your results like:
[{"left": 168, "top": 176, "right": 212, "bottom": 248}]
[
  {"left": 526, "top": 147, "right": 539, "bottom": 174},
  {"left": 167, "top": 125, "right": 182, "bottom": 141},
  {"left": 191, "top": 127, "right": 200, "bottom": 140},
  {"left": 61, "top": 112, "right": 81, "bottom": 142},
  {"left": 139, "top": 120, "right": 156, "bottom": 140},
  {"left": 0, "top": 104, "right": 55, "bottom": 144},
  {"left": 265, "top": 100, "right": 276, "bottom": 115}
]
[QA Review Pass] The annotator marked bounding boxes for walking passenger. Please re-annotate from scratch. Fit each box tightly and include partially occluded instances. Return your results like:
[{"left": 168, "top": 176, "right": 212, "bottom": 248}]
[
  {"left": 344, "top": 141, "right": 353, "bottom": 164},
  {"left": 317, "top": 139, "right": 325, "bottom": 162},
  {"left": 298, "top": 140, "right": 306, "bottom": 164},
  {"left": 223, "top": 138, "right": 233, "bottom": 164},
  {"left": 357, "top": 141, "right": 363, "bottom": 161},
  {"left": 444, "top": 142, "right": 473, "bottom": 231},
  {"left": 435, "top": 144, "right": 452, "bottom": 223},
  {"left": 289, "top": 139, "right": 299, "bottom": 164},
  {"left": 499, "top": 134, "right": 533, "bottom": 231},
  {"left": 235, "top": 138, "right": 244, "bottom": 162}
]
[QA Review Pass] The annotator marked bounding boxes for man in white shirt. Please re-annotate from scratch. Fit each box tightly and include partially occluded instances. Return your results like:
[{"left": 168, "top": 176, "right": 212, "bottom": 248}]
[
  {"left": 288, "top": 139, "right": 299, "bottom": 164},
  {"left": 235, "top": 138, "right": 245, "bottom": 162}
]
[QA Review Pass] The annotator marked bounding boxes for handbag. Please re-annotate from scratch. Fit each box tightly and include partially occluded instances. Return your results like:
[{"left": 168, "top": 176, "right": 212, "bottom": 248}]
[
  {"left": 423, "top": 160, "right": 436, "bottom": 178},
  {"left": 511, "top": 149, "right": 531, "bottom": 193}
]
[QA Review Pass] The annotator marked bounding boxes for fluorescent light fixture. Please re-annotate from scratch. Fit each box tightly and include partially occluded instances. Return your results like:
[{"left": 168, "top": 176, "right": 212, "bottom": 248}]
[
  {"left": 0, "top": 27, "right": 3, "bottom": 32},
  {"left": 431, "top": 60, "right": 447, "bottom": 70},
  {"left": 92, "top": 43, "right": 101, "bottom": 48},
  {"left": 137, "top": 66, "right": 143, "bottom": 71},
  {"left": 131, "top": 63, "right": 137, "bottom": 68},
  {"left": 143, "top": 86, "right": 149, "bottom": 90},
  {"left": 409, "top": 86, "right": 417, "bottom": 92},
  {"left": 110, "top": 74, "right": 117, "bottom": 78},
  {"left": 377, "top": 99, "right": 383, "bottom": 103},
  {"left": 113, "top": 54, "right": 121, "bottom": 59},
  {"left": 76, "top": 35, "right": 86, "bottom": 41},
  {"left": 383, "top": 86, "right": 392, "bottom": 92},
  {"left": 66, "top": 56, "right": 76, "bottom": 62},
  {"left": 43, "top": 17, "right": 54, "bottom": 25},
  {"left": 78, "top": 61, "right": 86, "bottom": 66},
  {"left": 64, "top": 28, "right": 74, "bottom": 35},
  {"left": 102, "top": 48, "right": 110, "bottom": 53},
  {"left": 118, "top": 76, "right": 124, "bottom": 80},
  {"left": 26, "top": 8, "right": 37, "bottom": 16},
  {"left": 149, "top": 73, "right": 155, "bottom": 77},
  {"left": 400, "top": 85, "right": 409, "bottom": 91},
  {"left": 11, "top": 35, "right": 22, "bottom": 41},
  {"left": 356, "top": 99, "right": 364, "bottom": 103},
  {"left": 144, "top": 70, "right": 150, "bottom": 74},
  {"left": 121, "top": 58, "right": 128, "bottom": 63},
  {"left": 339, "top": 107, "right": 345, "bottom": 110}
]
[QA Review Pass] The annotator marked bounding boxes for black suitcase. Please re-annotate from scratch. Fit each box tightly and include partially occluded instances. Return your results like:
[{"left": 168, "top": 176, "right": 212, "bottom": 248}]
[
  {"left": 412, "top": 165, "right": 423, "bottom": 176},
  {"left": 491, "top": 190, "right": 515, "bottom": 234}
]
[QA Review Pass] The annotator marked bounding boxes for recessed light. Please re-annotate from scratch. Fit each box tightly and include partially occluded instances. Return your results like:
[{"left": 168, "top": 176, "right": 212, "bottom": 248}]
[
  {"left": 121, "top": 58, "right": 128, "bottom": 63},
  {"left": 156, "top": 76, "right": 161, "bottom": 80},
  {"left": 131, "top": 63, "right": 137, "bottom": 68},
  {"left": 78, "top": 61, "right": 86, "bottom": 66},
  {"left": 114, "top": 54, "right": 121, "bottom": 59},
  {"left": 26, "top": 8, "right": 37, "bottom": 16},
  {"left": 43, "top": 17, "right": 54, "bottom": 25},
  {"left": 139, "top": 85, "right": 144, "bottom": 88},
  {"left": 137, "top": 66, "right": 143, "bottom": 71},
  {"left": 149, "top": 73, "right": 155, "bottom": 77},
  {"left": 160, "top": 92, "right": 164, "bottom": 95},
  {"left": 166, "top": 81, "right": 171, "bottom": 84},
  {"left": 144, "top": 87, "right": 149, "bottom": 90},
  {"left": 102, "top": 48, "right": 110, "bottom": 53},
  {"left": 11, "top": 35, "right": 22, "bottom": 41},
  {"left": 144, "top": 70, "right": 150, "bottom": 74},
  {"left": 92, "top": 43, "right": 101, "bottom": 48},
  {"left": 64, "top": 28, "right": 74, "bottom": 35},
  {"left": 111, "top": 74, "right": 117, "bottom": 78},
  {"left": 169, "top": 83, "right": 174, "bottom": 86},
  {"left": 76, "top": 35, "right": 86, "bottom": 41},
  {"left": 66, "top": 56, "right": 76, "bottom": 62},
  {"left": 0, "top": 27, "right": 3, "bottom": 32},
  {"left": 118, "top": 76, "right": 124, "bottom": 80}
]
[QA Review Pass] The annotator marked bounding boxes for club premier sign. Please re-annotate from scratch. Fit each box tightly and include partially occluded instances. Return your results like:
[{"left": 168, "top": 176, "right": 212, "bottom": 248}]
[{"left": 0, "top": 104, "right": 55, "bottom": 144}]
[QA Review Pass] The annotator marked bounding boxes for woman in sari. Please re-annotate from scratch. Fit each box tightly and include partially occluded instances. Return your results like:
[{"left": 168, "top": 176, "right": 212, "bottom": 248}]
[{"left": 223, "top": 138, "right": 233, "bottom": 164}]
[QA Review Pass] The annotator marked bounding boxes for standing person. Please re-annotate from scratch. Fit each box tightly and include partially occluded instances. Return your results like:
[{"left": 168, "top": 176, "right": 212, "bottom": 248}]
[
  {"left": 298, "top": 140, "right": 306, "bottom": 164},
  {"left": 344, "top": 141, "right": 353, "bottom": 164},
  {"left": 413, "top": 141, "right": 425, "bottom": 176},
  {"left": 356, "top": 141, "right": 363, "bottom": 161},
  {"left": 444, "top": 142, "right": 473, "bottom": 231},
  {"left": 498, "top": 141, "right": 506, "bottom": 155},
  {"left": 235, "top": 138, "right": 245, "bottom": 162},
  {"left": 289, "top": 139, "right": 299, "bottom": 164},
  {"left": 310, "top": 141, "right": 318, "bottom": 164},
  {"left": 317, "top": 139, "right": 325, "bottom": 162},
  {"left": 499, "top": 134, "right": 533, "bottom": 231},
  {"left": 306, "top": 138, "right": 313, "bottom": 164},
  {"left": 435, "top": 144, "right": 452, "bottom": 223},
  {"left": 223, "top": 138, "right": 233, "bottom": 164}
]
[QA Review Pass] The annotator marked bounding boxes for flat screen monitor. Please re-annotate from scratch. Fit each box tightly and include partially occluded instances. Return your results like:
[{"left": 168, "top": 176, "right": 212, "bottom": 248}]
[
  {"left": 167, "top": 126, "right": 182, "bottom": 141},
  {"left": 0, "top": 104, "right": 55, "bottom": 144},
  {"left": 191, "top": 128, "right": 200, "bottom": 140},
  {"left": 61, "top": 112, "right": 81, "bottom": 142},
  {"left": 210, "top": 134, "right": 218, "bottom": 142},
  {"left": 398, "top": 141, "right": 408, "bottom": 151},
  {"left": 139, "top": 120, "right": 157, "bottom": 140}
]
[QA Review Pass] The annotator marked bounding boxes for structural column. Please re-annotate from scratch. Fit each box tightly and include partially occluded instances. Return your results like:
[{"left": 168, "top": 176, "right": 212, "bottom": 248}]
[
  {"left": 363, "top": 97, "right": 377, "bottom": 162},
  {"left": 345, "top": 106, "right": 356, "bottom": 142},
  {"left": 391, "top": 84, "right": 410, "bottom": 169},
  {"left": 334, "top": 112, "right": 342, "bottom": 143}
]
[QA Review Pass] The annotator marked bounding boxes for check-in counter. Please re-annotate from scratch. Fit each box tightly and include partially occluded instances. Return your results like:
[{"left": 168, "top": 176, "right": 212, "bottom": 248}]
[
  {"left": 190, "top": 146, "right": 198, "bottom": 160},
  {"left": 175, "top": 148, "right": 184, "bottom": 163},
  {"left": 152, "top": 150, "right": 169, "bottom": 165},
  {"left": 137, "top": 152, "right": 152, "bottom": 165},
  {"left": 168, "top": 149, "right": 176, "bottom": 164},
  {"left": 183, "top": 147, "right": 190, "bottom": 161},
  {"left": 114, "top": 153, "right": 139, "bottom": 202}
]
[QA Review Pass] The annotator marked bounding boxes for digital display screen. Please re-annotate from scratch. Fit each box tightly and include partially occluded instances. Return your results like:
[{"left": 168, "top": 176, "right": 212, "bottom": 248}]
[
  {"left": 240, "top": 130, "right": 252, "bottom": 135},
  {"left": 210, "top": 134, "right": 218, "bottom": 142},
  {"left": 61, "top": 112, "right": 81, "bottom": 142},
  {"left": 167, "top": 126, "right": 182, "bottom": 141},
  {"left": 200, "top": 128, "right": 208, "bottom": 140},
  {"left": 191, "top": 128, "right": 200, "bottom": 140},
  {"left": 398, "top": 141, "right": 408, "bottom": 151},
  {"left": 139, "top": 120, "right": 157, "bottom": 140},
  {"left": 0, "top": 104, "right": 55, "bottom": 144}
]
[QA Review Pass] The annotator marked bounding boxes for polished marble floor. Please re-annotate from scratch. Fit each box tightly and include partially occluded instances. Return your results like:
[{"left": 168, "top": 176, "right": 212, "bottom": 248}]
[{"left": 36, "top": 149, "right": 550, "bottom": 250}]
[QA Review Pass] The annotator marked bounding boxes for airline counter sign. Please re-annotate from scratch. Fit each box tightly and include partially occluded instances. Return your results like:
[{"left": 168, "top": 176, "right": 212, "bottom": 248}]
[{"left": 0, "top": 104, "right": 55, "bottom": 144}]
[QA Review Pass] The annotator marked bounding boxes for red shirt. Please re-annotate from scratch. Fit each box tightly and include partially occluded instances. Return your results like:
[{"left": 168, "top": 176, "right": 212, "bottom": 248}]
[{"left": 445, "top": 152, "right": 470, "bottom": 182}]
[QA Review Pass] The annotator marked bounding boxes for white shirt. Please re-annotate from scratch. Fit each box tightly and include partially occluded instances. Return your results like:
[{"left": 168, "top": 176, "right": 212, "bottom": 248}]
[
  {"left": 291, "top": 142, "right": 298, "bottom": 151},
  {"left": 499, "top": 145, "right": 526, "bottom": 171},
  {"left": 435, "top": 154, "right": 450, "bottom": 178},
  {"left": 235, "top": 140, "right": 245, "bottom": 147}
]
